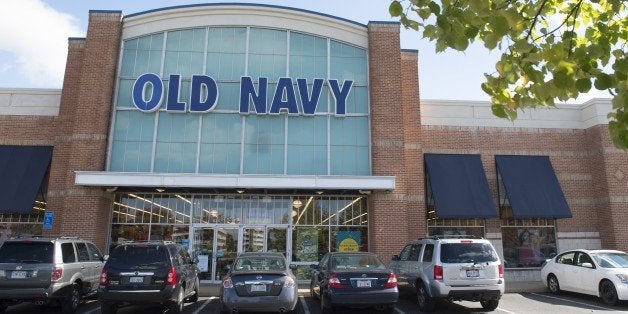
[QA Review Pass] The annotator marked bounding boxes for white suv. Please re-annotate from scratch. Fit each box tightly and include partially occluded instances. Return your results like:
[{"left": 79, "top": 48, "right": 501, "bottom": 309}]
[{"left": 389, "top": 236, "right": 504, "bottom": 312}]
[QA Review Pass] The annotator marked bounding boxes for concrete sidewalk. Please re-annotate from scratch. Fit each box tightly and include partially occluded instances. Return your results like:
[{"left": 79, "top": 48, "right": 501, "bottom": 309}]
[{"left": 198, "top": 281, "right": 547, "bottom": 297}]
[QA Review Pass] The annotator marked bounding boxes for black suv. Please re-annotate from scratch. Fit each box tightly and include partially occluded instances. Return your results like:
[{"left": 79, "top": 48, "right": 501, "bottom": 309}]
[
  {"left": 0, "top": 236, "right": 104, "bottom": 314},
  {"left": 98, "top": 241, "right": 199, "bottom": 314}
]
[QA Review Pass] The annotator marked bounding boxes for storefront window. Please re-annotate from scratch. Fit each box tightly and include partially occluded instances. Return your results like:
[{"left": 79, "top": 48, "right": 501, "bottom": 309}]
[{"left": 501, "top": 220, "right": 557, "bottom": 268}]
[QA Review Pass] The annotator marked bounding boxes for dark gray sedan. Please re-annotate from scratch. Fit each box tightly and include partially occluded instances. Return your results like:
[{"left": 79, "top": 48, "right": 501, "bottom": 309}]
[
  {"left": 310, "top": 252, "right": 398, "bottom": 313},
  {"left": 219, "top": 252, "right": 298, "bottom": 313}
]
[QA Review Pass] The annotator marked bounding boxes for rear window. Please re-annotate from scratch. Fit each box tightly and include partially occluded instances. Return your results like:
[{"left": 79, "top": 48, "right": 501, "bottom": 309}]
[
  {"left": 440, "top": 243, "right": 499, "bottom": 263},
  {"left": 331, "top": 254, "right": 386, "bottom": 270},
  {"left": 0, "top": 242, "right": 54, "bottom": 263},
  {"left": 107, "top": 245, "right": 170, "bottom": 269},
  {"left": 235, "top": 256, "right": 286, "bottom": 271}
]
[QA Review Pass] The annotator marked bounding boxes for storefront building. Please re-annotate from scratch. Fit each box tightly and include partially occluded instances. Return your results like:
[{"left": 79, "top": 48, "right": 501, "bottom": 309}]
[{"left": 0, "top": 4, "right": 626, "bottom": 282}]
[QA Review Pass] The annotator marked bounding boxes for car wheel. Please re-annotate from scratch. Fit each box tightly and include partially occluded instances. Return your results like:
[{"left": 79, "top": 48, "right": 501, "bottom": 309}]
[
  {"left": 547, "top": 274, "right": 561, "bottom": 294},
  {"left": 188, "top": 279, "right": 199, "bottom": 303},
  {"left": 600, "top": 280, "right": 619, "bottom": 306},
  {"left": 61, "top": 283, "right": 81, "bottom": 314},
  {"left": 416, "top": 282, "right": 436, "bottom": 312},
  {"left": 321, "top": 294, "right": 333, "bottom": 314},
  {"left": 480, "top": 299, "right": 499, "bottom": 311},
  {"left": 100, "top": 301, "right": 117, "bottom": 314},
  {"left": 168, "top": 287, "right": 185, "bottom": 314}
]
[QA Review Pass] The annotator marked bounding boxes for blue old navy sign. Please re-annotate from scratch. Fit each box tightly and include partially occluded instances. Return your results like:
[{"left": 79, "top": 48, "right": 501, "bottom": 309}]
[{"left": 132, "top": 74, "right": 353, "bottom": 116}]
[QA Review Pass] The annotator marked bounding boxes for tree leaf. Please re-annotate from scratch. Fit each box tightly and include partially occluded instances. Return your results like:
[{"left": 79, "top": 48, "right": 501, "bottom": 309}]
[
  {"left": 389, "top": 1, "right": 403, "bottom": 17},
  {"left": 576, "top": 78, "right": 592, "bottom": 93},
  {"left": 594, "top": 73, "right": 613, "bottom": 90}
]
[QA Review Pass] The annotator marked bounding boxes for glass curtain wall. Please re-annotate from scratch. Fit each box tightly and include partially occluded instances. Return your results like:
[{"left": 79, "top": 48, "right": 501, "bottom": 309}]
[{"left": 110, "top": 27, "right": 370, "bottom": 176}]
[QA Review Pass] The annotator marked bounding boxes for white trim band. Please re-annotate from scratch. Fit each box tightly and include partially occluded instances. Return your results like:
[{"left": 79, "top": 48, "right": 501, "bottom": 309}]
[{"left": 75, "top": 171, "right": 395, "bottom": 190}]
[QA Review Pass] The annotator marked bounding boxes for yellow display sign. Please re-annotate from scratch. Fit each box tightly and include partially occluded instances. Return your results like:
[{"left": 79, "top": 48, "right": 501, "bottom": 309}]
[{"left": 338, "top": 237, "right": 359, "bottom": 252}]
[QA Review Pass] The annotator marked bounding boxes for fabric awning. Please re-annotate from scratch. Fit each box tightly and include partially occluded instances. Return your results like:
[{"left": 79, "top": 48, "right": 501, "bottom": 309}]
[
  {"left": 495, "top": 155, "right": 572, "bottom": 218},
  {"left": 0, "top": 146, "right": 53, "bottom": 214},
  {"left": 424, "top": 154, "right": 498, "bottom": 218}
]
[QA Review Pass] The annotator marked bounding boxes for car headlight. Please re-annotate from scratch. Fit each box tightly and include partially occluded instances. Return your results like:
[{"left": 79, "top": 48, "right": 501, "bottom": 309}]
[{"left": 615, "top": 274, "right": 628, "bottom": 284}]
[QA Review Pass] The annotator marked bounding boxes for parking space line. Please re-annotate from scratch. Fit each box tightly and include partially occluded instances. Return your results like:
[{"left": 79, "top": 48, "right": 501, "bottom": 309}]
[
  {"left": 192, "top": 297, "right": 216, "bottom": 314},
  {"left": 497, "top": 307, "right": 519, "bottom": 314},
  {"left": 395, "top": 308, "right": 403, "bottom": 314},
  {"left": 299, "top": 296, "right": 310, "bottom": 314},
  {"left": 530, "top": 293, "right": 613, "bottom": 310}
]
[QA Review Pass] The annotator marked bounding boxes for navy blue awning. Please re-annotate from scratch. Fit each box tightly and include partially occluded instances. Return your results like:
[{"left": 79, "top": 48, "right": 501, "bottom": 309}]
[
  {"left": 495, "top": 155, "right": 572, "bottom": 218},
  {"left": 0, "top": 146, "right": 53, "bottom": 214},
  {"left": 424, "top": 154, "right": 498, "bottom": 218}
]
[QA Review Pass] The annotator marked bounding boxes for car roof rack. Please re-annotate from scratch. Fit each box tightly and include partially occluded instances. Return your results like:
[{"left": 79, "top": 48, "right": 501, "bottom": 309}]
[
  {"left": 421, "top": 234, "right": 483, "bottom": 240},
  {"left": 121, "top": 240, "right": 175, "bottom": 245}
]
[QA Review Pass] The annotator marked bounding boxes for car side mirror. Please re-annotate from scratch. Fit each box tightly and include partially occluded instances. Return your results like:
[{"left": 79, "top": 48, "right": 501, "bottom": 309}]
[
  {"left": 391, "top": 255, "right": 399, "bottom": 261},
  {"left": 309, "top": 264, "right": 319, "bottom": 270},
  {"left": 581, "top": 262, "right": 593, "bottom": 268},
  {"left": 289, "top": 264, "right": 298, "bottom": 270}
]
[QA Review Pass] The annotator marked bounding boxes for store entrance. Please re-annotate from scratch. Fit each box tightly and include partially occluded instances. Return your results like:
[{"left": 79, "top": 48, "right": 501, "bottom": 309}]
[{"left": 191, "top": 224, "right": 290, "bottom": 282}]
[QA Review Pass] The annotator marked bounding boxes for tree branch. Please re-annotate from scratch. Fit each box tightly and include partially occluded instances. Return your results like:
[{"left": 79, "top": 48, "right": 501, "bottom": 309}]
[
  {"left": 532, "top": 0, "right": 584, "bottom": 42},
  {"left": 526, "top": 0, "right": 549, "bottom": 41}
]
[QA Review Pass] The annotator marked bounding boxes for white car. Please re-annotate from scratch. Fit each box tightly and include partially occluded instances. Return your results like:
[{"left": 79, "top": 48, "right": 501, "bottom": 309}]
[{"left": 541, "top": 249, "right": 628, "bottom": 305}]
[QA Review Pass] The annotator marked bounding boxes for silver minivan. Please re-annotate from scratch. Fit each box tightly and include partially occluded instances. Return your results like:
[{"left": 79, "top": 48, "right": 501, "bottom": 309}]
[
  {"left": 390, "top": 236, "right": 505, "bottom": 312},
  {"left": 0, "top": 236, "right": 104, "bottom": 313}
]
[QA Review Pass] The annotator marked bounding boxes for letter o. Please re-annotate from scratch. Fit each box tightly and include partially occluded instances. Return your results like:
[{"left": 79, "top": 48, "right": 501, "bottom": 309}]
[{"left": 132, "top": 73, "right": 163, "bottom": 112}]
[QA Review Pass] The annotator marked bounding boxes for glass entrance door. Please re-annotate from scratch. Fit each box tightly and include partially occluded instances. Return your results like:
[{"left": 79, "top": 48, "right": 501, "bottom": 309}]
[
  {"left": 215, "top": 227, "right": 239, "bottom": 281},
  {"left": 192, "top": 224, "right": 289, "bottom": 282}
]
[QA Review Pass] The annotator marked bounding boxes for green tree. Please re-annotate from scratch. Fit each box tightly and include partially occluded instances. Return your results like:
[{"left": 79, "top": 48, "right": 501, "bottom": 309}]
[{"left": 390, "top": 0, "right": 627, "bottom": 148}]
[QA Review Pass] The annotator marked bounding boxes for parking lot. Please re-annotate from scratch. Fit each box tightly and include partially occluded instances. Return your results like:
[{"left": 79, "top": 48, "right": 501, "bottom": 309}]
[{"left": 4, "top": 288, "right": 628, "bottom": 314}]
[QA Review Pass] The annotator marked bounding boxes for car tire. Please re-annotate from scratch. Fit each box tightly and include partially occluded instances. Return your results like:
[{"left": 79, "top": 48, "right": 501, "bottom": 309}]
[
  {"left": 61, "top": 283, "right": 81, "bottom": 314},
  {"left": 547, "top": 274, "right": 561, "bottom": 294},
  {"left": 480, "top": 299, "right": 499, "bottom": 311},
  {"left": 100, "top": 301, "right": 117, "bottom": 314},
  {"left": 600, "top": 280, "right": 619, "bottom": 306},
  {"left": 321, "top": 294, "right": 333, "bottom": 314},
  {"left": 188, "top": 279, "right": 199, "bottom": 303},
  {"left": 168, "top": 287, "right": 185, "bottom": 314},
  {"left": 416, "top": 282, "right": 436, "bottom": 312}
]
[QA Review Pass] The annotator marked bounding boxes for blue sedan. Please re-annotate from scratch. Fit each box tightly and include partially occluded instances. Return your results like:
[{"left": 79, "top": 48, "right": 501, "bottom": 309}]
[{"left": 309, "top": 252, "right": 399, "bottom": 313}]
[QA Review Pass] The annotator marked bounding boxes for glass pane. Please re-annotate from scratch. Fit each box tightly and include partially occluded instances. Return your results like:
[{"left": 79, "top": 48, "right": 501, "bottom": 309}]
[
  {"left": 243, "top": 227, "right": 264, "bottom": 252},
  {"left": 193, "top": 227, "right": 214, "bottom": 280},
  {"left": 216, "top": 228, "right": 238, "bottom": 280},
  {"left": 502, "top": 227, "right": 557, "bottom": 268},
  {"left": 267, "top": 228, "right": 287, "bottom": 255}
]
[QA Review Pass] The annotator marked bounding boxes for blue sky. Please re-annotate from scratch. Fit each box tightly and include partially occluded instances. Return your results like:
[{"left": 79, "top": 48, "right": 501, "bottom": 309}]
[{"left": 0, "top": 0, "right": 607, "bottom": 102}]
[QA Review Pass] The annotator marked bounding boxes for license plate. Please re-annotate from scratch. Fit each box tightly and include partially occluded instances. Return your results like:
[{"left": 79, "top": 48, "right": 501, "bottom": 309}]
[
  {"left": 251, "top": 284, "right": 266, "bottom": 292},
  {"left": 11, "top": 271, "right": 27, "bottom": 279},
  {"left": 129, "top": 276, "right": 144, "bottom": 283},
  {"left": 466, "top": 270, "right": 479, "bottom": 278},
  {"left": 357, "top": 280, "right": 371, "bottom": 288}
]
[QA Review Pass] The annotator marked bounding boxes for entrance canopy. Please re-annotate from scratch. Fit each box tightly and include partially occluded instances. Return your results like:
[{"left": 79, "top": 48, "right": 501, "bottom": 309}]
[
  {"left": 496, "top": 155, "right": 572, "bottom": 218},
  {"left": 0, "top": 146, "right": 52, "bottom": 214},
  {"left": 424, "top": 154, "right": 497, "bottom": 218},
  {"left": 75, "top": 171, "right": 395, "bottom": 191}
]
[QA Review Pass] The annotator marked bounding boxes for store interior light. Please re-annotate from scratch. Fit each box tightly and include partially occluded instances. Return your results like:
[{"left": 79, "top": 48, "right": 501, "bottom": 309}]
[
  {"left": 292, "top": 199, "right": 303, "bottom": 209},
  {"left": 156, "top": 188, "right": 165, "bottom": 193},
  {"left": 236, "top": 189, "right": 244, "bottom": 194}
]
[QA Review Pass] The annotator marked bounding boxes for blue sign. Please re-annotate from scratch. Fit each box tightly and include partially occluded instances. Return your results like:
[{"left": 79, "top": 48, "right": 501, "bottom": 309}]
[
  {"left": 132, "top": 74, "right": 353, "bottom": 116},
  {"left": 43, "top": 211, "right": 54, "bottom": 230}
]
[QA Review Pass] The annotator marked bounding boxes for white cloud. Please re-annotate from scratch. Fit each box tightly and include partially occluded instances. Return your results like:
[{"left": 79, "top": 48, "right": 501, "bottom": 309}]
[{"left": 0, "top": 0, "right": 83, "bottom": 87}]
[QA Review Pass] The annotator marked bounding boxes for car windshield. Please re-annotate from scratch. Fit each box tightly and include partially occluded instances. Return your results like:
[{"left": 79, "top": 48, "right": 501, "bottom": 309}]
[
  {"left": 592, "top": 252, "right": 628, "bottom": 268},
  {"left": 234, "top": 256, "right": 286, "bottom": 271},
  {"left": 330, "top": 254, "right": 386, "bottom": 270},
  {"left": 0, "top": 242, "right": 54, "bottom": 263},
  {"left": 107, "top": 245, "right": 170, "bottom": 269},
  {"left": 440, "top": 243, "right": 499, "bottom": 263}
]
